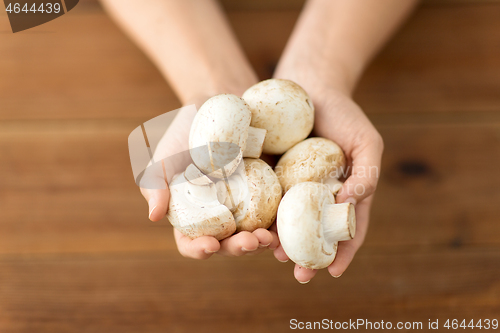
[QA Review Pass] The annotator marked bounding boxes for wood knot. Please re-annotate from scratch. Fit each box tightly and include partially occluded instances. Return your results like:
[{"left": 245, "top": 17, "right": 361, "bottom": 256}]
[{"left": 397, "top": 160, "right": 431, "bottom": 178}]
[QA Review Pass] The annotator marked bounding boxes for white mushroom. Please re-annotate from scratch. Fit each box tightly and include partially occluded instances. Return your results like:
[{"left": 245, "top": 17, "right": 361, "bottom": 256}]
[
  {"left": 167, "top": 159, "right": 282, "bottom": 240},
  {"left": 277, "top": 182, "right": 356, "bottom": 269},
  {"left": 216, "top": 158, "right": 282, "bottom": 232},
  {"left": 275, "top": 137, "right": 346, "bottom": 194},
  {"left": 242, "top": 79, "right": 314, "bottom": 155},
  {"left": 167, "top": 164, "right": 236, "bottom": 240},
  {"left": 189, "top": 94, "right": 267, "bottom": 178}
]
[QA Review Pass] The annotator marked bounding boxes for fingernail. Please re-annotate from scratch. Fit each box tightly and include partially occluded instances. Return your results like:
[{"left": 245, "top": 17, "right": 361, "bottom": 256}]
[
  {"left": 298, "top": 279, "right": 311, "bottom": 284},
  {"left": 258, "top": 243, "right": 271, "bottom": 249},
  {"left": 332, "top": 273, "right": 343, "bottom": 278},
  {"left": 277, "top": 258, "right": 289, "bottom": 263},
  {"left": 345, "top": 197, "right": 357, "bottom": 206},
  {"left": 204, "top": 249, "right": 217, "bottom": 254},
  {"left": 241, "top": 247, "right": 252, "bottom": 252},
  {"left": 148, "top": 205, "right": 157, "bottom": 220}
]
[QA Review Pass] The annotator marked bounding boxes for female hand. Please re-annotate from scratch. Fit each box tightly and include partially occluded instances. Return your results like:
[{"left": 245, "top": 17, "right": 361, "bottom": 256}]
[{"left": 272, "top": 86, "right": 384, "bottom": 283}]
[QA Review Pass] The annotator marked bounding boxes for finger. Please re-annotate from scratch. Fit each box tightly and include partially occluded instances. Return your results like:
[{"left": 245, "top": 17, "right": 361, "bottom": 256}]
[
  {"left": 267, "top": 230, "right": 280, "bottom": 251},
  {"left": 244, "top": 248, "right": 268, "bottom": 256},
  {"left": 252, "top": 228, "right": 274, "bottom": 249},
  {"left": 273, "top": 244, "right": 290, "bottom": 263},
  {"left": 173, "top": 229, "right": 220, "bottom": 260},
  {"left": 336, "top": 133, "right": 383, "bottom": 205},
  {"left": 269, "top": 222, "right": 288, "bottom": 252},
  {"left": 140, "top": 187, "right": 170, "bottom": 221},
  {"left": 218, "top": 231, "right": 259, "bottom": 256},
  {"left": 294, "top": 264, "right": 318, "bottom": 284},
  {"left": 269, "top": 222, "right": 277, "bottom": 233},
  {"left": 327, "top": 196, "right": 372, "bottom": 277}
]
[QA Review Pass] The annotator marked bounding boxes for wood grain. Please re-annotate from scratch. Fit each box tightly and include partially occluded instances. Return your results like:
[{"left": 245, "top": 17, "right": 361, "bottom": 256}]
[
  {"left": 0, "top": 250, "right": 498, "bottom": 333},
  {"left": 0, "top": 117, "right": 498, "bottom": 255},
  {"left": 0, "top": 4, "right": 180, "bottom": 121},
  {"left": 0, "top": 1, "right": 499, "bottom": 332},
  {"left": 354, "top": 4, "right": 500, "bottom": 114},
  {"left": 2, "top": 4, "right": 500, "bottom": 120}
]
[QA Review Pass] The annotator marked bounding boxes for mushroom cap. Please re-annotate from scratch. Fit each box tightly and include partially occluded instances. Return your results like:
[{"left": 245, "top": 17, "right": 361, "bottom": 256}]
[
  {"left": 242, "top": 79, "right": 314, "bottom": 155},
  {"left": 167, "top": 172, "right": 236, "bottom": 240},
  {"left": 189, "top": 94, "right": 252, "bottom": 178},
  {"left": 277, "top": 182, "right": 338, "bottom": 269},
  {"left": 275, "top": 137, "right": 346, "bottom": 193},
  {"left": 234, "top": 158, "right": 282, "bottom": 232}
]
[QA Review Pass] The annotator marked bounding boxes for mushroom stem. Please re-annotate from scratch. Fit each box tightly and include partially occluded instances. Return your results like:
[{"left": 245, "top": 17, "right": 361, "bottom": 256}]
[
  {"left": 243, "top": 126, "right": 267, "bottom": 158},
  {"left": 322, "top": 203, "right": 356, "bottom": 243}
]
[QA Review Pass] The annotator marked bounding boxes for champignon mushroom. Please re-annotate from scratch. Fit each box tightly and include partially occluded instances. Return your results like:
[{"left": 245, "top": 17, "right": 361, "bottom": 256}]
[
  {"left": 242, "top": 79, "right": 314, "bottom": 155},
  {"left": 216, "top": 158, "right": 282, "bottom": 232},
  {"left": 167, "top": 164, "right": 236, "bottom": 240},
  {"left": 189, "top": 94, "right": 267, "bottom": 178},
  {"left": 275, "top": 137, "right": 346, "bottom": 194},
  {"left": 277, "top": 182, "right": 356, "bottom": 269}
]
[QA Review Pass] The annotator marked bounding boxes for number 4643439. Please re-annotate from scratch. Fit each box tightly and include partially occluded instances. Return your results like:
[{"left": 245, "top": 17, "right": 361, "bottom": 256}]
[
  {"left": 444, "top": 319, "right": 499, "bottom": 330},
  {"left": 5, "top": 3, "right": 62, "bottom": 14}
]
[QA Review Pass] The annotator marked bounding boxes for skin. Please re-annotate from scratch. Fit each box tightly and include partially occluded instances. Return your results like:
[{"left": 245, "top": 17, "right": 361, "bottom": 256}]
[
  {"left": 272, "top": 0, "right": 418, "bottom": 282},
  {"left": 102, "top": 0, "right": 418, "bottom": 281}
]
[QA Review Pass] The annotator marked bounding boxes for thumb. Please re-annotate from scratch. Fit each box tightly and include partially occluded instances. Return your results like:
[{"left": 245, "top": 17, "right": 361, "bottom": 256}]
[{"left": 140, "top": 187, "right": 170, "bottom": 221}]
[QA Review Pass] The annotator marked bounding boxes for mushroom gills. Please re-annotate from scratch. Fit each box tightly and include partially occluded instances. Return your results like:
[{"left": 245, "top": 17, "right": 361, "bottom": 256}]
[{"left": 166, "top": 165, "right": 236, "bottom": 240}]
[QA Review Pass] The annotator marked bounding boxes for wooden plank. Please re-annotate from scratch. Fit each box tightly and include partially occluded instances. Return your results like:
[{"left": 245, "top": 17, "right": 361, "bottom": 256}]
[
  {"left": 372, "top": 120, "right": 500, "bottom": 248},
  {"left": 0, "top": 119, "right": 178, "bottom": 255},
  {"left": 78, "top": 0, "right": 500, "bottom": 10},
  {"left": 0, "top": 4, "right": 180, "bottom": 121},
  {"left": 230, "top": 4, "right": 500, "bottom": 113},
  {"left": 221, "top": 0, "right": 500, "bottom": 11},
  {"left": 2, "top": 4, "right": 500, "bottom": 120},
  {"left": 0, "top": 118, "right": 498, "bottom": 255},
  {"left": 354, "top": 4, "right": 500, "bottom": 114},
  {"left": 0, "top": 249, "right": 499, "bottom": 332}
]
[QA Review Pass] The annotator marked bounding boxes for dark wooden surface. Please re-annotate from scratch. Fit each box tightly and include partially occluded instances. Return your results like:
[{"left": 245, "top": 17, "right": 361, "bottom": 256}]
[{"left": 0, "top": 2, "right": 499, "bottom": 332}]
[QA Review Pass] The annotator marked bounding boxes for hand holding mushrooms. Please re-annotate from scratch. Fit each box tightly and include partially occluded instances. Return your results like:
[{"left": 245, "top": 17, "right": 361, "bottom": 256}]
[
  {"left": 106, "top": 0, "right": 417, "bottom": 282},
  {"left": 165, "top": 79, "right": 358, "bottom": 279}
]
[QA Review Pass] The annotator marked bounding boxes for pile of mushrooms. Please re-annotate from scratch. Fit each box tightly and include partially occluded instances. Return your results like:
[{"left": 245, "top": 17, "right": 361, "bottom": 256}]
[{"left": 166, "top": 79, "right": 355, "bottom": 270}]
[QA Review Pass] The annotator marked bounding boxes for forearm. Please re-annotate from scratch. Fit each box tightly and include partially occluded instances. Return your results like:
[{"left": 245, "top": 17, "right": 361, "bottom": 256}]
[
  {"left": 101, "top": 0, "right": 257, "bottom": 105},
  {"left": 275, "top": 0, "right": 419, "bottom": 95}
]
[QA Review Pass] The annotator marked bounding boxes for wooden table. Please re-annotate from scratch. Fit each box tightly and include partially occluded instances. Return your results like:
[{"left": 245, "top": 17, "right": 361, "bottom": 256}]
[{"left": 0, "top": 1, "right": 499, "bottom": 332}]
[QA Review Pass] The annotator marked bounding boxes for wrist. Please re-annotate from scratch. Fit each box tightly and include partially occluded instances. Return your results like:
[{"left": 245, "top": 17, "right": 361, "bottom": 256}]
[
  {"left": 274, "top": 55, "right": 355, "bottom": 99},
  {"left": 182, "top": 76, "right": 258, "bottom": 107}
]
